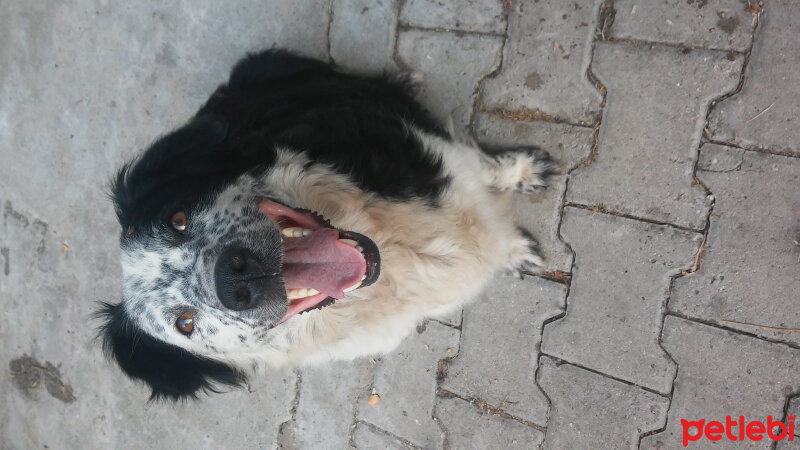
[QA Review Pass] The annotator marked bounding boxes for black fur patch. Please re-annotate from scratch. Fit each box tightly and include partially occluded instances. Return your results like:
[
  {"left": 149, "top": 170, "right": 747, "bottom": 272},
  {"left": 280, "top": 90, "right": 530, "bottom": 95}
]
[
  {"left": 200, "top": 49, "right": 452, "bottom": 200},
  {"left": 96, "top": 303, "right": 245, "bottom": 400}
]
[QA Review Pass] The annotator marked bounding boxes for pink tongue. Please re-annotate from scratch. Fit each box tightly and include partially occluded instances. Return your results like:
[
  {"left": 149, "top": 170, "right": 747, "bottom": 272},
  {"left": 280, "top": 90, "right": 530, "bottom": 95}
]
[{"left": 281, "top": 228, "right": 366, "bottom": 299}]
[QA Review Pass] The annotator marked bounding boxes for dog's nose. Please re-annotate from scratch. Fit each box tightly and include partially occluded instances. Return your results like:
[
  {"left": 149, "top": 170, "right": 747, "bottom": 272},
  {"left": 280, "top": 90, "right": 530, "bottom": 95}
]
[{"left": 215, "top": 245, "right": 275, "bottom": 311}]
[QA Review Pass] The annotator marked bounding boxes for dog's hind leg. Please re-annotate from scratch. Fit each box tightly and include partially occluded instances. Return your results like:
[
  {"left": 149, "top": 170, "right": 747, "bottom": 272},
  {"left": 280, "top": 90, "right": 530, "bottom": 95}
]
[{"left": 479, "top": 147, "right": 557, "bottom": 193}]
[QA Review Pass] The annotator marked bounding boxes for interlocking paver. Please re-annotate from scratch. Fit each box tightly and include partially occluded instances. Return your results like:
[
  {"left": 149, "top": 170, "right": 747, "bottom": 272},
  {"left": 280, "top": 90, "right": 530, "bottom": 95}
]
[
  {"left": 610, "top": 0, "right": 755, "bottom": 51},
  {"left": 436, "top": 396, "right": 544, "bottom": 449},
  {"left": 442, "top": 274, "right": 565, "bottom": 426},
  {"left": 542, "top": 207, "right": 701, "bottom": 394},
  {"left": 642, "top": 316, "right": 800, "bottom": 449},
  {"left": 400, "top": 0, "right": 506, "bottom": 34},
  {"left": 353, "top": 422, "right": 415, "bottom": 449},
  {"left": 778, "top": 438, "right": 800, "bottom": 450},
  {"left": 358, "top": 320, "right": 459, "bottom": 448},
  {"left": 671, "top": 144, "right": 800, "bottom": 346},
  {"left": 708, "top": 0, "right": 800, "bottom": 156},
  {"left": 567, "top": 42, "right": 742, "bottom": 229},
  {"left": 280, "top": 361, "right": 372, "bottom": 449},
  {"left": 396, "top": 29, "right": 503, "bottom": 129},
  {"left": 474, "top": 113, "right": 595, "bottom": 273},
  {"left": 330, "top": 0, "right": 397, "bottom": 73},
  {"left": 538, "top": 356, "right": 670, "bottom": 449},
  {"left": 791, "top": 398, "right": 800, "bottom": 438},
  {"left": 479, "top": 0, "right": 603, "bottom": 124}
]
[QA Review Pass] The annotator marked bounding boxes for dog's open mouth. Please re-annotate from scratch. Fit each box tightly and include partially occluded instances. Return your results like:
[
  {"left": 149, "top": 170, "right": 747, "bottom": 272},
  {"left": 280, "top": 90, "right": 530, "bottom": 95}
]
[{"left": 259, "top": 199, "right": 380, "bottom": 323}]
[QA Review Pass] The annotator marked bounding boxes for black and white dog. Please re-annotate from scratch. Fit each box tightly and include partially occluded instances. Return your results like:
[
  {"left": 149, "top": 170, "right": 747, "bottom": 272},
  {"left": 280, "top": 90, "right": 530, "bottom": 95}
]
[{"left": 98, "top": 49, "right": 554, "bottom": 400}]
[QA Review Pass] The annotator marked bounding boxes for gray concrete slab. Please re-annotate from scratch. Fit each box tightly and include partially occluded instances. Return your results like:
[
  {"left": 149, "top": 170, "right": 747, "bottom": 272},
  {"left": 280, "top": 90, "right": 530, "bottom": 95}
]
[
  {"left": 400, "top": 0, "right": 506, "bottom": 34},
  {"left": 542, "top": 207, "right": 701, "bottom": 394},
  {"left": 671, "top": 144, "right": 800, "bottom": 346},
  {"left": 642, "top": 316, "right": 800, "bottom": 449},
  {"left": 791, "top": 398, "right": 800, "bottom": 438},
  {"left": 330, "top": 0, "right": 398, "bottom": 73},
  {"left": 442, "top": 274, "right": 565, "bottom": 426},
  {"left": 538, "top": 356, "right": 670, "bottom": 449},
  {"left": 708, "top": 0, "right": 800, "bottom": 156},
  {"left": 779, "top": 439, "right": 800, "bottom": 450},
  {"left": 610, "top": 0, "right": 755, "bottom": 51},
  {"left": 353, "top": 422, "right": 416, "bottom": 449},
  {"left": 474, "top": 113, "right": 594, "bottom": 273},
  {"left": 397, "top": 29, "right": 503, "bottom": 130},
  {"left": 279, "top": 361, "right": 373, "bottom": 449},
  {"left": 436, "top": 396, "right": 544, "bottom": 449},
  {"left": 357, "top": 321, "right": 460, "bottom": 448},
  {"left": 479, "top": 0, "right": 603, "bottom": 125},
  {"left": 568, "top": 42, "right": 742, "bottom": 229}
]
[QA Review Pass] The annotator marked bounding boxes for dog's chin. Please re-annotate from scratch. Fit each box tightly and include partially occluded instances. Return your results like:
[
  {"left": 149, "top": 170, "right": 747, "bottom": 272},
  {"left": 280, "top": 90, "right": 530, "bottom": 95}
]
[{"left": 258, "top": 198, "right": 381, "bottom": 324}]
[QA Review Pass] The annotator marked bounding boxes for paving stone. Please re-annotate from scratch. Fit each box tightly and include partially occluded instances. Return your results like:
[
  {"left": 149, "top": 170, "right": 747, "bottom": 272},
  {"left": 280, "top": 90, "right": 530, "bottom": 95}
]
[
  {"left": 279, "top": 361, "right": 373, "bottom": 450},
  {"left": 567, "top": 43, "right": 742, "bottom": 229},
  {"left": 708, "top": 0, "right": 800, "bottom": 156},
  {"left": 538, "top": 356, "right": 670, "bottom": 449},
  {"left": 397, "top": 29, "right": 503, "bottom": 130},
  {"left": 330, "top": 0, "right": 398, "bottom": 73},
  {"left": 611, "top": 0, "right": 755, "bottom": 51},
  {"left": 790, "top": 398, "right": 800, "bottom": 437},
  {"left": 642, "top": 316, "right": 800, "bottom": 449},
  {"left": 358, "top": 320, "right": 460, "bottom": 448},
  {"left": 671, "top": 145, "right": 800, "bottom": 346},
  {"left": 474, "top": 113, "right": 595, "bottom": 273},
  {"left": 479, "top": 0, "right": 603, "bottom": 125},
  {"left": 436, "top": 396, "right": 544, "bottom": 449},
  {"left": 778, "top": 439, "right": 800, "bottom": 450},
  {"left": 352, "top": 422, "right": 415, "bottom": 449},
  {"left": 442, "top": 274, "right": 565, "bottom": 426},
  {"left": 400, "top": 0, "right": 506, "bottom": 33},
  {"left": 541, "top": 207, "right": 702, "bottom": 394}
]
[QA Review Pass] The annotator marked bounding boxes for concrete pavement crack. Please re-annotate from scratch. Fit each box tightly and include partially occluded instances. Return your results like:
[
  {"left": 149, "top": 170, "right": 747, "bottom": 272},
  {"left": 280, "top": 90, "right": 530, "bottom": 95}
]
[{"left": 436, "top": 388, "right": 548, "bottom": 432}]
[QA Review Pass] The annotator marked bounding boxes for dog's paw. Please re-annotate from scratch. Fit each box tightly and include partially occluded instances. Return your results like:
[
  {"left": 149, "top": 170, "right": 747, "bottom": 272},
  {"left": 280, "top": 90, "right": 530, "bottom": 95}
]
[
  {"left": 507, "top": 228, "right": 545, "bottom": 276},
  {"left": 494, "top": 148, "right": 557, "bottom": 193}
]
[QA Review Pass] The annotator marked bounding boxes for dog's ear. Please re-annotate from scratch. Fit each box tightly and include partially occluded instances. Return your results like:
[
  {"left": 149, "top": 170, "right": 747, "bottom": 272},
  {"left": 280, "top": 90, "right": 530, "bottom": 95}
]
[
  {"left": 95, "top": 302, "right": 246, "bottom": 401},
  {"left": 110, "top": 113, "right": 276, "bottom": 231}
]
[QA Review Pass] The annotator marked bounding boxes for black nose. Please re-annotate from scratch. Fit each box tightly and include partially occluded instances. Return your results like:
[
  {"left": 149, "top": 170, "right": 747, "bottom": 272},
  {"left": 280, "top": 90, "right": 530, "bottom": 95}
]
[{"left": 215, "top": 245, "right": 275, "bottom": 311}]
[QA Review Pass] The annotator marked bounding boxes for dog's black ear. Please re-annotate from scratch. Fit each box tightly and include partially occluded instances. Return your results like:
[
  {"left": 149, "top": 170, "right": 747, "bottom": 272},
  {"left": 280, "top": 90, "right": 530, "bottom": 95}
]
[
  {"left": 109, "top": 114, "right": 261, "bottom": 230},
  {"left": 227, "top": 49, "right": 329, "bottom": 90},
  {"left": 95, "top": 302, "right": 246, "bottom": 401}
]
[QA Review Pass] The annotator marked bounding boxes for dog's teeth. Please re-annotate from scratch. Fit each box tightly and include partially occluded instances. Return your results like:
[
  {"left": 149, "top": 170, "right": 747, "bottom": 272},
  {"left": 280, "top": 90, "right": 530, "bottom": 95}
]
[
  {"left": 361, "top": 274, "right": 367, "bottom": 281},
  {"left": 340, "top": 239, "right": 359, "bottom": 247},
  {"left": 287, "top": 287, "right": 319, "bottom": 299},
  {"left": 356, "top": 245, "right": 363, "bottom": 252},
  {"left": 281, "top": 227, "right": 312, "bottom": 238},
  {"left": 343, "top": 281, "right": 362, "bottom": 293}
]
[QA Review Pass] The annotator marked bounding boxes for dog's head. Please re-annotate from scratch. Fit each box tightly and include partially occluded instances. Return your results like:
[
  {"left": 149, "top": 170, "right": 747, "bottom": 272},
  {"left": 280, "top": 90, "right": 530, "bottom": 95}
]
[{"left": 98, "top": 116, "right": 379, "bottom": 399}]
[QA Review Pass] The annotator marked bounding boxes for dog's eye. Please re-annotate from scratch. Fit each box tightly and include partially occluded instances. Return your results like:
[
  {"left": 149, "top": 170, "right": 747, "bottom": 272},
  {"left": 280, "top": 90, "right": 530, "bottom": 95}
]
[
  {"left": 170, "top": 211, "right": 188, "bottom": 232},
  {"left": 176, "top": 312, "right": 194, "bottom": 335}
]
